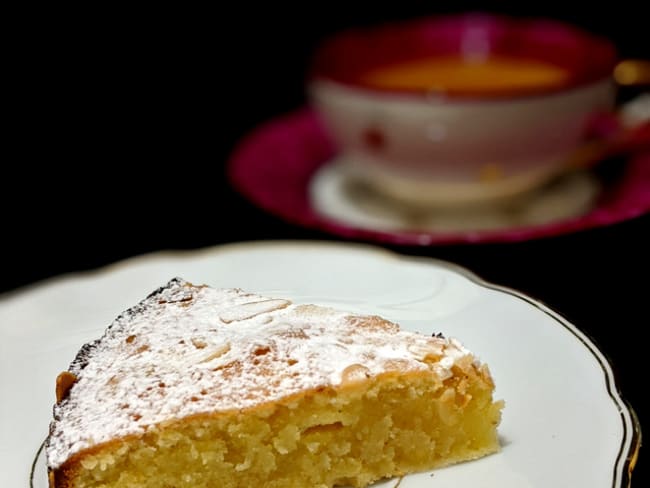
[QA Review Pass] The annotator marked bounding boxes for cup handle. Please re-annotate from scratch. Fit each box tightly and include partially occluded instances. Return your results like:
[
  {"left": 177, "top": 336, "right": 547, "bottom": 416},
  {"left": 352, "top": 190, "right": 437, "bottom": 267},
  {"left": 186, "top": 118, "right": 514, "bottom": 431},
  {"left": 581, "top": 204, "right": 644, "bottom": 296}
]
[
  {"left": 568, "top": 62, "right": 650, "bottom": 169},
  {"left": 613, "top": 59, "right": 650, "bottom": 87}
]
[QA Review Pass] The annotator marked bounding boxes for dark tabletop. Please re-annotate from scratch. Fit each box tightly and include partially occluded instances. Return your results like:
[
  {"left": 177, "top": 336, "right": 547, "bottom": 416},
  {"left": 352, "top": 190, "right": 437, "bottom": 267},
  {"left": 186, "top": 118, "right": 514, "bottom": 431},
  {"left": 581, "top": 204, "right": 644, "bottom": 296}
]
[{"left": 5, "top": 3, "right": 649, "bottom": 485}]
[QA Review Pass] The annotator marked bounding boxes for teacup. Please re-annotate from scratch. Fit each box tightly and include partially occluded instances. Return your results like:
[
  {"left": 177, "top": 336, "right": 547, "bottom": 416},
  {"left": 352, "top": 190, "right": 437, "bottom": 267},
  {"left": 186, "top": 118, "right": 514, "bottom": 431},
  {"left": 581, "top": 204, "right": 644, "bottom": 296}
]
[{"left": 309, "top": 14, "right": 628, "bottom": 206}]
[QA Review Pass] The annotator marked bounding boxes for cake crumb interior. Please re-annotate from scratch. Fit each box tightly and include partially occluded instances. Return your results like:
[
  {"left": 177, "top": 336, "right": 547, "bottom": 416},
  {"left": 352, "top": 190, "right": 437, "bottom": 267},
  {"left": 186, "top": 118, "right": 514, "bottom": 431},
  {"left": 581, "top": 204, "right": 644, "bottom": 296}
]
[{"left": 59, "top": 372, "right": 503, "bottom": 488}]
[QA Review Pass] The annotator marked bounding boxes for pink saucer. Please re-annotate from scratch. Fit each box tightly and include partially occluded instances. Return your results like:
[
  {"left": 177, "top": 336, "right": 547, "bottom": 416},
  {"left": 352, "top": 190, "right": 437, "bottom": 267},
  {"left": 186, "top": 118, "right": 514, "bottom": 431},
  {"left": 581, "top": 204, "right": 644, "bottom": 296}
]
[{"left": 227, "top": 109, "right": 650, "bottom": 245}]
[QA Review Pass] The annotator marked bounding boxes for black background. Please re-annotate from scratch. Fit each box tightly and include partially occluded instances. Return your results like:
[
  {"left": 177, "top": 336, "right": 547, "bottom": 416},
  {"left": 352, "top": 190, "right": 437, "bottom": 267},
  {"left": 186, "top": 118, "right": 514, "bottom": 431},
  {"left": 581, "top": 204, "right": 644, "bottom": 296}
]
[{"left": 5, "top": 2, "right": 649, "bottom": 485}]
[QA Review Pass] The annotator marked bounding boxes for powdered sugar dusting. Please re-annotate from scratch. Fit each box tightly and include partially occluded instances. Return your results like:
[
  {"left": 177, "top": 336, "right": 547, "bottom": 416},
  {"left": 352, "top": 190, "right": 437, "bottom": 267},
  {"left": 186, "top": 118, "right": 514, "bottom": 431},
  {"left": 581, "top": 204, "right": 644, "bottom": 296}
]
[{"left": 46, "top": 278, "right": 475, "bottom": 469}]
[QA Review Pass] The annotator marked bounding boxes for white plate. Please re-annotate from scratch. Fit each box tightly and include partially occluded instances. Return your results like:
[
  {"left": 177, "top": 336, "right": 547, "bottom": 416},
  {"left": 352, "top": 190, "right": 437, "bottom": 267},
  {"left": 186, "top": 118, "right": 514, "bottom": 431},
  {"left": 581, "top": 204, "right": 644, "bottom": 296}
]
[{"left": 0, "top": 241, "right": 638, "bottom": 487}]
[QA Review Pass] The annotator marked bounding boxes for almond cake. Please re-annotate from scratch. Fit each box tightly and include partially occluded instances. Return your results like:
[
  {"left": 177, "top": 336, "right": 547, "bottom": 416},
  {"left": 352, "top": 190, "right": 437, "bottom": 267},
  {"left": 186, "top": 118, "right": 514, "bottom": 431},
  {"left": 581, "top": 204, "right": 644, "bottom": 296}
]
[{"left": 46, "top": 278, "right": 503, "bottom": 487}]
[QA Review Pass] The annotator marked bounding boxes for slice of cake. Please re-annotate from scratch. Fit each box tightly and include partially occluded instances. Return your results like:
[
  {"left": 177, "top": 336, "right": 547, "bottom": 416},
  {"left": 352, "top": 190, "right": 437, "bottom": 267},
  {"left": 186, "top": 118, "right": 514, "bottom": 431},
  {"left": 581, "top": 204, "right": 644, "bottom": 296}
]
[{"left": 46, "top": 278, "right": 504, "bottom": 488}]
